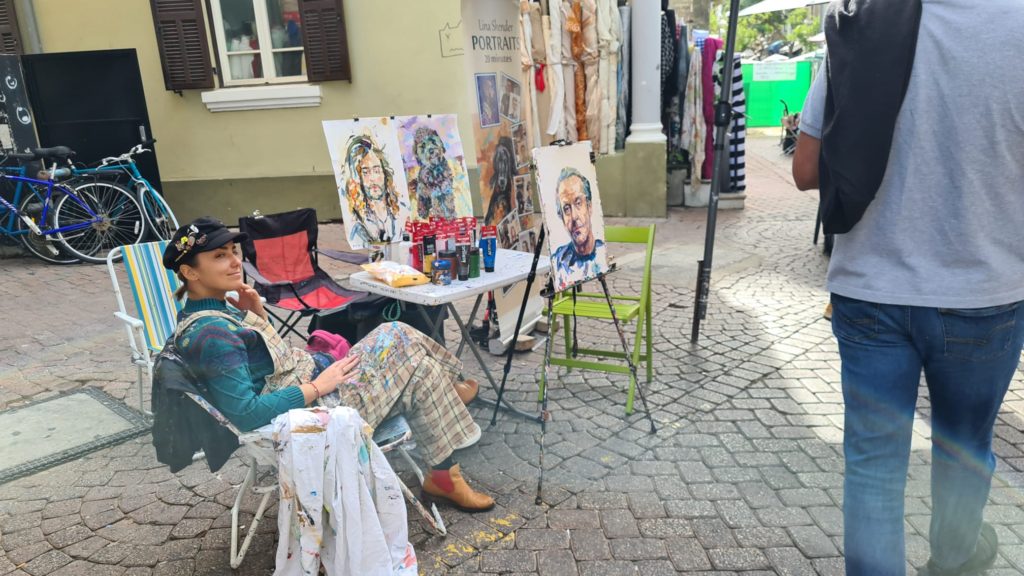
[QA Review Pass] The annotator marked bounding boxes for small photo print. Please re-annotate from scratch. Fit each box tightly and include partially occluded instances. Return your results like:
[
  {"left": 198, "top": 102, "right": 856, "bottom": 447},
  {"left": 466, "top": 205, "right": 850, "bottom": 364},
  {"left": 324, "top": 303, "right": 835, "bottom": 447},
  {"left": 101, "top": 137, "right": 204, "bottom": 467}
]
[
  {"left": 519, "top": 230, "right": 535, "bottom": 254},
  {"left": 476, "top": 73, "right": 500, "bottom": 128},
  {"left": 514, "top": 174, "right": 535, "bottom": 214},
  {"left": 511, "top": 122, "right": 529, "bottom": 168},
  {"left": 497, "top": 215, "right": 513, "bottom": 248},
  {"left": 499, "top": 73, "right": 522, "bottom": 124},
  {"left": 507, "top": 210, "right": 522, "bottom": 240}
]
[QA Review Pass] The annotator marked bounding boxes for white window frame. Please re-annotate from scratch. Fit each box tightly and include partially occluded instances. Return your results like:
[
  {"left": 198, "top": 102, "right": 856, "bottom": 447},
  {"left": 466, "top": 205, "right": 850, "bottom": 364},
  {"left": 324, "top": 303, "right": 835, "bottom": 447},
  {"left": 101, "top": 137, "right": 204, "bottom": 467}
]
[{"left": 208, "top": 0, "right": 307, "bottom": 87}]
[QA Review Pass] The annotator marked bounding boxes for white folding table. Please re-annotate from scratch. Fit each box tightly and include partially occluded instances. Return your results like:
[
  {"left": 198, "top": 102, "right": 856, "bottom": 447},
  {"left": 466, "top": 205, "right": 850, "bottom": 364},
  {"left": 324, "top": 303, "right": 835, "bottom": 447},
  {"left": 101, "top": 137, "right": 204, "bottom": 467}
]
[{"left": 347, "top": 249, "right": 550, "bottom": 420}]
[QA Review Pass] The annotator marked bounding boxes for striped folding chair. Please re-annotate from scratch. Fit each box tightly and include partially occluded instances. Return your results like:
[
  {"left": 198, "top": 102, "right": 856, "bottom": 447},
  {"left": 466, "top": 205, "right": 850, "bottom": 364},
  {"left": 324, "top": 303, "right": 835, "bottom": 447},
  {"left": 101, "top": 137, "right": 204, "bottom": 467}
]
[{"left": 107, "top": 241, "right": 182, "bottom": 415}]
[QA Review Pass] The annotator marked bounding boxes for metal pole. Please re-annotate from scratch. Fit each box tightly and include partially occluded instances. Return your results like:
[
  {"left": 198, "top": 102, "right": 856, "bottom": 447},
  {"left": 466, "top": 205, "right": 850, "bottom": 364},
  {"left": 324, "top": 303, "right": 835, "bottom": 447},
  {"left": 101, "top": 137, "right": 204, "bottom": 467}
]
[{"left": 691, "top": 0, "right": 743, "bottom": 343}]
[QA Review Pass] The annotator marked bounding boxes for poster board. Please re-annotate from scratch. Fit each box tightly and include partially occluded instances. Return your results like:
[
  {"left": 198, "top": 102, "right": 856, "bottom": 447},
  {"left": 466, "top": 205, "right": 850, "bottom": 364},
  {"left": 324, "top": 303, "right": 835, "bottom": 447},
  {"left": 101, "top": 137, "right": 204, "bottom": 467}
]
[{"left": 463, "top": 0, "right": 544, "bottom": 347}]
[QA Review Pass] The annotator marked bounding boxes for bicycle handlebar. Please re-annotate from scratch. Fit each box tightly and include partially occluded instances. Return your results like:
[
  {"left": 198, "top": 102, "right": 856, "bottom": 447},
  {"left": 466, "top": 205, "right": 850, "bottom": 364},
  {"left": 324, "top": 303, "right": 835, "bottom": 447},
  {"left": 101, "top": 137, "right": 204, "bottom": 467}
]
[{"left": 99, "top": 143, "right": 153, "bottom": 167}]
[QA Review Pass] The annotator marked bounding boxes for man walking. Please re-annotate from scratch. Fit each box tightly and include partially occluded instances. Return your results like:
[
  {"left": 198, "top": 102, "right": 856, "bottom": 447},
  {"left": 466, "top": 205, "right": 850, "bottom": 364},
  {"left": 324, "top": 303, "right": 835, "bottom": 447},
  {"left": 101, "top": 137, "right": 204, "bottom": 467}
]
[{"left": 792, "top": 1, "right": 1024, "bottom": 574}]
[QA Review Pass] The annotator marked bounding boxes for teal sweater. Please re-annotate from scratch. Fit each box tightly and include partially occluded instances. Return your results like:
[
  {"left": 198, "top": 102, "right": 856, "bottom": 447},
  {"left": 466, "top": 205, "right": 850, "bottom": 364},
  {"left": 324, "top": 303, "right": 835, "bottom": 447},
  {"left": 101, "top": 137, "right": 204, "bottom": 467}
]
[{"left": 176, "top": 298, "right": 305, "bottom": 431}]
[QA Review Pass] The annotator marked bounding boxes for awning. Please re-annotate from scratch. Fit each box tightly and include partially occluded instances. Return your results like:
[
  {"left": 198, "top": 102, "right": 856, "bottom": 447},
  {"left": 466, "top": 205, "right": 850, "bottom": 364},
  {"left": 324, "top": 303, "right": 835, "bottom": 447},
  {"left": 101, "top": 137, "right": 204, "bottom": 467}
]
[{"left": 739, "top": 0, "right": 831, "bottom": 17}]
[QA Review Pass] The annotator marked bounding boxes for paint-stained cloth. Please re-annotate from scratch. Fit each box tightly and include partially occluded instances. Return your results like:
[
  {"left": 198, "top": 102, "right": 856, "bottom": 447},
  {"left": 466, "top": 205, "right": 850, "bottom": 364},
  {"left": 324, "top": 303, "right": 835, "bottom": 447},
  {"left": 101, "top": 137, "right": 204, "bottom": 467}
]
[{"left": 272, "top": 406, "right": 418, "bottom": 575}]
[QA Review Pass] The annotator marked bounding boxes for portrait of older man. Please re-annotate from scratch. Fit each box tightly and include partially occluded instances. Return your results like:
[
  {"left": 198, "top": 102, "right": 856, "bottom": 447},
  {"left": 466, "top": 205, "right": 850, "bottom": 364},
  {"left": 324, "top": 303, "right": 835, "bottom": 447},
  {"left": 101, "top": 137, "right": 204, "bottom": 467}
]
[
  {"left": 551, "top": 166, "right": 607, "bottom": 291},
  {"left": 344, "top": 134, "right": 404, "bottom": 245}
]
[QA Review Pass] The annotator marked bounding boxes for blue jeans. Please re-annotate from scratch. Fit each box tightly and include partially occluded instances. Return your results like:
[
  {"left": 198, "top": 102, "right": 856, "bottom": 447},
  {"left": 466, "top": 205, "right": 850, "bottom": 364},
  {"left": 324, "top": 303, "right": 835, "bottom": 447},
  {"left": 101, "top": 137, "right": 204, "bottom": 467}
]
[{"left": 832, "top": 294, "right": 1024, "bottom": 575}]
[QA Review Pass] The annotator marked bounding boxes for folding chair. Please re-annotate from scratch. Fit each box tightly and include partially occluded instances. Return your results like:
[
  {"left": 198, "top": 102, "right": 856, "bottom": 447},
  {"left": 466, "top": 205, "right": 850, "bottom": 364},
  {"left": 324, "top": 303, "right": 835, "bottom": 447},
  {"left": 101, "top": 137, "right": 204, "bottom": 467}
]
[
  {"left": 546, "top": 225, "right": 656, "bottom": 415},
  {"left": 238, "top": 208, "right": 366, "bottom": 339},
  {"left": 108, "top": 241, "right": 182, "bottom": 415},
  {"left": 184, "top": 394, "right": 446, "bottom": 569}
]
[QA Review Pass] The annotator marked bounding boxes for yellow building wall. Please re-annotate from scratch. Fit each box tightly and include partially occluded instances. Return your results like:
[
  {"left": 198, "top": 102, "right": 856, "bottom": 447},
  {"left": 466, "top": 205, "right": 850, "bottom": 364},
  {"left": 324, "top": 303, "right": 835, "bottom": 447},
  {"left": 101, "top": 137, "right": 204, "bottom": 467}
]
[{"left": 31, "top": 0, "right": 476, "bottom": 220}]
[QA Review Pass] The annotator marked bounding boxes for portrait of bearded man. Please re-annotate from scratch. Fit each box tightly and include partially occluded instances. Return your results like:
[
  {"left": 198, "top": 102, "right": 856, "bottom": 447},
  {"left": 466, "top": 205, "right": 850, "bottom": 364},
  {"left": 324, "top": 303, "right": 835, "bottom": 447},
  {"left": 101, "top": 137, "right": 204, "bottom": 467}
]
[{"left": 344, "top": 134, "right": 404, "bottom": 244}]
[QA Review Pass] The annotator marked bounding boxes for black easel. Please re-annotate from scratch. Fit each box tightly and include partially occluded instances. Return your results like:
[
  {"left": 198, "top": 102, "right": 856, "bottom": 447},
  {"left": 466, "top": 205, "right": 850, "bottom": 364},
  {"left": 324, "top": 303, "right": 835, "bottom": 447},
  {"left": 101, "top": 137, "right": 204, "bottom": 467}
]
[{"left": 482, "top": 141, "right": 658, "bottom": 504}]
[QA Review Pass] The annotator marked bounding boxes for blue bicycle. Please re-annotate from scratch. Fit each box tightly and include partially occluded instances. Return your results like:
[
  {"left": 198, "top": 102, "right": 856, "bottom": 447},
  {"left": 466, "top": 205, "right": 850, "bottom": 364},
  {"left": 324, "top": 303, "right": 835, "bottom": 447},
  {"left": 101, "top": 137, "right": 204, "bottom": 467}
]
[
  {"left": 0, "top": 146, "right": 146, "bottom": 264},
  {"left": 71, "top": 140, "right": 178, "bottom": 241}
]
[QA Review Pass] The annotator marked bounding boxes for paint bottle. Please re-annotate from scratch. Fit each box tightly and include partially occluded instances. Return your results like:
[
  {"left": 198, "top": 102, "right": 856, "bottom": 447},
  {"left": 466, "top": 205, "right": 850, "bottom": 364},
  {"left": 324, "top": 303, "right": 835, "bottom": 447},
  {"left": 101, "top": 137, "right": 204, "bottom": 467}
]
[
  {"left": 410, "top": 233, "right": 424, "bottom": 272},
  {"left": 480, "top": 226, "right": 497, "bottom": 272},
  {"left": 397, "top": 232, "right": 412, "bottom": 267},
  {"left": 431, "top": 259, "right": 452, "bottom": 286},
  {"left": 469, "top": 247, "right": 481, "bottom": 279},
  {"left": 423, "top": 226, "right": 437, "bottom": 273},
  {"left": 455, "top": 234, "right": 471, "bottom": 281},
  {"left": 437, "top": 250, "right": 458, "bottom": 281}
]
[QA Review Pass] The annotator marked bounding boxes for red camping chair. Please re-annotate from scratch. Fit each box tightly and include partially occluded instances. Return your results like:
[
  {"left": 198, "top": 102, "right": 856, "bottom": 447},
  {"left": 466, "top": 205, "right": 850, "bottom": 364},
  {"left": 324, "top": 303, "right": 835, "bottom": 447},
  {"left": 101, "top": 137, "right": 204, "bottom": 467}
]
[{"left": 238, "top": 208, "right": 367, "bottom": 339}]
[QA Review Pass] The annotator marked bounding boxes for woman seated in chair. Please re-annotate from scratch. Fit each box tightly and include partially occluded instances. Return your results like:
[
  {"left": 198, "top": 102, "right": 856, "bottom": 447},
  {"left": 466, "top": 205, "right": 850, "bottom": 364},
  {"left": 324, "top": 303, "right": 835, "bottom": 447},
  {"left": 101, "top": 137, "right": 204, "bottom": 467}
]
[{"left": 162, "top": 217, "right": 494, "bottom": 512}]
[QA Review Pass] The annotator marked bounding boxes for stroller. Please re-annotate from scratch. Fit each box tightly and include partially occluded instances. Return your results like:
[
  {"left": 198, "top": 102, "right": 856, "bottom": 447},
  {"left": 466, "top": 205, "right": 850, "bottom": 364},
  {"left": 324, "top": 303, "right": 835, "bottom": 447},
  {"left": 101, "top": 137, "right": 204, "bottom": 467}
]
[{"left": 780, "top": 99, "right": 800, "bottom": 155}]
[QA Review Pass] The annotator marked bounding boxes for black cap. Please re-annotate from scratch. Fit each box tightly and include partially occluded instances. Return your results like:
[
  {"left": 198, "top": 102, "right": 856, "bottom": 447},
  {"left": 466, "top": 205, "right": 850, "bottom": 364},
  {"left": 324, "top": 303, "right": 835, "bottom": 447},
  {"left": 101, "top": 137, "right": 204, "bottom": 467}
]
[{"left": 162, "top": 217, "right": 247, "bottom": 272}]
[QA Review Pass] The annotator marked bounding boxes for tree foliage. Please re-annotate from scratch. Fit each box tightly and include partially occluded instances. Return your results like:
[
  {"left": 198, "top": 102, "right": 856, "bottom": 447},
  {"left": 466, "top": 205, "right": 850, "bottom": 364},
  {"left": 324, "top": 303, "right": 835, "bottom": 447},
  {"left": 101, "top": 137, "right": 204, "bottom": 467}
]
[{"left": 711, "top": 2, "right": 820, "bottom": 59}]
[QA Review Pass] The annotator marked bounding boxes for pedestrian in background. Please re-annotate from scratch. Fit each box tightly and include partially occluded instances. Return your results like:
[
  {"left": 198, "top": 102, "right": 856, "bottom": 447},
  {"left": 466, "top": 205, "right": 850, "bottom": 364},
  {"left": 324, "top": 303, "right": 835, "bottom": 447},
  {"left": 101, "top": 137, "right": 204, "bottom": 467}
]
[{"left": 792, "top": 1, "right": 1024, "bottom": 574}]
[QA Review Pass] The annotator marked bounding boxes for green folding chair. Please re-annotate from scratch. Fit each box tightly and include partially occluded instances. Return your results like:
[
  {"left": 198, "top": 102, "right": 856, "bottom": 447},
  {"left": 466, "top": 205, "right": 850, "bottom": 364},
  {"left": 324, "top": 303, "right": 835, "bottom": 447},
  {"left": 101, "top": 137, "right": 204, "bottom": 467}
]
[{"left": 544, "top": 224, "right": 655, "bottom": 414}]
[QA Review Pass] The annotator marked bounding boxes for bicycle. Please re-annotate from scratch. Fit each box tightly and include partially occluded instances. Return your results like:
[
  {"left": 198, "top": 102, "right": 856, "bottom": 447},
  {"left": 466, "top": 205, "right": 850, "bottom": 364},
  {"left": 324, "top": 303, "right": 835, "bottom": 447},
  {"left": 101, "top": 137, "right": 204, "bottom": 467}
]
[
  {"left": 70, "top": 140, "right": 179, "bottom": 241},
  {"left": 0, "top": 146, "right": 147, "bottom": 264}
]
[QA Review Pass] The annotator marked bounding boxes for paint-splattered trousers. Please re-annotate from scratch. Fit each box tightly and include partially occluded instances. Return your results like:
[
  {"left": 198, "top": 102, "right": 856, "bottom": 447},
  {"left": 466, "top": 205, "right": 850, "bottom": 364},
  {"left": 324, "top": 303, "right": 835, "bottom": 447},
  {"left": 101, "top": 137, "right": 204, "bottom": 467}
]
[{"left": 315, "top": 321, "right": 478, "bottom": 468}]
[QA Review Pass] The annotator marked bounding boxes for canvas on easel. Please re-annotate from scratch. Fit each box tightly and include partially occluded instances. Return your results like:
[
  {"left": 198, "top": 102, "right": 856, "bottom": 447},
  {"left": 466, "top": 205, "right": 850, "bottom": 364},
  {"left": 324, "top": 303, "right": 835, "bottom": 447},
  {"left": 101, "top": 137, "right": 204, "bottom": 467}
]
[
  {"left": 532, "top": 141, "right": 610, "bottom": 293},
  {"left": 323, "top": 118, "right": 412, "bottom": 250}
]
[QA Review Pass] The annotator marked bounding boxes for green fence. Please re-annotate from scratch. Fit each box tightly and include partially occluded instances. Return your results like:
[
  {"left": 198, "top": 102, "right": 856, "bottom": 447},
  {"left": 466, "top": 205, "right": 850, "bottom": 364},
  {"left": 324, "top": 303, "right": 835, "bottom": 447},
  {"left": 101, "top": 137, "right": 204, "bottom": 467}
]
[{"left": 742, "top": 60, "right": 815, "bottom": 128}]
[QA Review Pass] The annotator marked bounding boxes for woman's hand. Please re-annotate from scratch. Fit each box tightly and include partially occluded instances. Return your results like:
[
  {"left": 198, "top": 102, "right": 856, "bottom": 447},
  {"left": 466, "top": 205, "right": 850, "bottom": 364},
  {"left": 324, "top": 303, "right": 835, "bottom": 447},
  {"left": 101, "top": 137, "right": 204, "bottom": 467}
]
[
  {"left": 310, "top": 355, "right": 360, "bottom": 398},
  {"left": 227, "top": 284, "right": 268, "bottom": 321}
]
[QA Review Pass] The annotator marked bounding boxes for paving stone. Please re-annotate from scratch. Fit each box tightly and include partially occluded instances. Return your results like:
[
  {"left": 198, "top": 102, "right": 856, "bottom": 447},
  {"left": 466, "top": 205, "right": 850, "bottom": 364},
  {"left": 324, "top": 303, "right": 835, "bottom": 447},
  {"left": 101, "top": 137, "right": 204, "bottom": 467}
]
[
  {"left": 549, "top": 509, "right": 601, "bottom": 530},
  {"left": 478, "top": 550, "right": 537, "bottom": 573},
  {"left": 152, "top": 559, "right": 194, "bottom": 576},
  {"left": 637, "top": 518, "right": 693, "bottom": 539},
  {"left": 41, "top": 501, "right": 81, "bottom": 520},
  {"left": 129, "top": 503, "right": 189, "bottom": 526},
  {"left": 50, "top": 561, "right": 126, "bottom": 576},
  {"left": 600, "top": 510, "right": 640, "bottom": 539},
  {"left": 626, "top": 494, "right": 665, "bottom": 519},
  {"left": 89, "top": 543, "right": 132, "bottom": 565},
  {"left": 7, "top": 541, "right": 53, "bottom": 566},
  {"left": 537, "top": 549, "right": 578, "bottom": 576},
  {"left": 664, "top": 500, "right": 717, "bottom": 519},
  {"left": 169, "top": 518, "right": 211, "bottom": 540},
  {"left": 39, "top": 516, "right": 80, "bottom": 536},
  {"left": 755, "top": 507, "right": 814, "bottom": 528},
  {"left": 578, "top": 560, "right": 640, "bottom": 576},
  {"left": 62, "top": 536, "right": 111, "bottom": 560},
  {"left": 778, "top": 488, "right": 833, "bottom": 508},
  {"left": 22, "top": 550, "right": 72, "bottom": 576},
  {"left": 765, "top": 547, "right": 817, "bottom": 576},
  {"left": 45, "top": 525, "right": 93, "bottom": 549},
  {"left": 788, "top": 525, "right": 839, "bottom": 558},
  {"left": 706, "top": 547, "right": 771, "bottom": 571},
  {"left": 734, "top": 526, "right": 793, "bottom": 549},
  {"left": 691, "top": 519, "right": 738, "bottom": 549},
  {"left": 571, "top": 530, "right": 612, "bottom": 561},
  {"left": 608, "top": 538, "right": 667, "bottom": 560},
  {"left": 635, "top": 559, "right": 675, "bottom": 576},
  {"left": 514, "top": 528, "right": 570, "bottom": 550},
  {"left": 665, "top": 538, "right": 711, "bottom": 571}
]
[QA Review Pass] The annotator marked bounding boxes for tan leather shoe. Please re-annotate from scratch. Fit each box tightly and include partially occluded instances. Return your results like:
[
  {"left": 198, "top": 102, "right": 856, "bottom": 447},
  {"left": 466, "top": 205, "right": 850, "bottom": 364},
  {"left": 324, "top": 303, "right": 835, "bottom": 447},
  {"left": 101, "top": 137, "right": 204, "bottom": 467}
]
[
  {"left": 454, "top": 378, "right": 479, "bottom": 405},
  {"left": 421, "top": 464, "right": 495, "bottom": 512}
]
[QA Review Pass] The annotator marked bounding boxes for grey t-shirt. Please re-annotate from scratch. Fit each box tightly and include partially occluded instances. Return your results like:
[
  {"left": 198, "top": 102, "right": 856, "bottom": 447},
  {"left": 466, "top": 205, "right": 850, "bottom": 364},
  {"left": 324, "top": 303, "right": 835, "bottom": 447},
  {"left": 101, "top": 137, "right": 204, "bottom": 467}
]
[{"left": 800, "top": 0, "right": 1024, "bottom": 308}]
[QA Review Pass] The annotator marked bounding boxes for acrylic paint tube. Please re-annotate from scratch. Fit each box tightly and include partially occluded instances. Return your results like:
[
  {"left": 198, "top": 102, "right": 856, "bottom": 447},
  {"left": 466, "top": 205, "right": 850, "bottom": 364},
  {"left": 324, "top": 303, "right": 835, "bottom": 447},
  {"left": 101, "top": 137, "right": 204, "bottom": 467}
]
[
  {"left": 480, "top": 226, "right": 497, "bottom": 272},
  {"left": 456, "top": 234, "right": 471, "bottom": 281},
  {"left": 469, "top": 247, "right": 481, "bottom": 278}
]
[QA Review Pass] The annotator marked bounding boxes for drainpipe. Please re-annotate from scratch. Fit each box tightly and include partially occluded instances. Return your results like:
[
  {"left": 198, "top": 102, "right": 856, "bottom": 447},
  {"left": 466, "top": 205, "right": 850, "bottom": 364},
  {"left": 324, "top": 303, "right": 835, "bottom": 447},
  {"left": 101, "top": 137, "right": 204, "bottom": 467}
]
[{"left": 15, "top": 0, "right": 42, "bottom": 54}]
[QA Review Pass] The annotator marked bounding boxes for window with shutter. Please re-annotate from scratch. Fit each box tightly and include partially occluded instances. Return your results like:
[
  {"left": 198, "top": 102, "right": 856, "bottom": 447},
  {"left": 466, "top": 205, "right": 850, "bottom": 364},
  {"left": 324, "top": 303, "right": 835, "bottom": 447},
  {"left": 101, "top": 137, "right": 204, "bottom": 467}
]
[
  {"left": 298, "top": 0, "right": 351, "bottom": 82},
  {"left": 150, "top": 0, "right": 214, "bottom": 90},
  {"left": 0, "top": 0, "right": 22, "bottom": 55}
]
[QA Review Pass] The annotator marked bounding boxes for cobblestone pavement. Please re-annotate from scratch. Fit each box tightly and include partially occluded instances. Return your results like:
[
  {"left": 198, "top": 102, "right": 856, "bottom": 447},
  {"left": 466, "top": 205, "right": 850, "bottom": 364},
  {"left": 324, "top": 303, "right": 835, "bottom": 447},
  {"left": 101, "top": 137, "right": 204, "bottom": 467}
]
[{"left": 2, "top": 136, "right": 1024, "bottom": 575}]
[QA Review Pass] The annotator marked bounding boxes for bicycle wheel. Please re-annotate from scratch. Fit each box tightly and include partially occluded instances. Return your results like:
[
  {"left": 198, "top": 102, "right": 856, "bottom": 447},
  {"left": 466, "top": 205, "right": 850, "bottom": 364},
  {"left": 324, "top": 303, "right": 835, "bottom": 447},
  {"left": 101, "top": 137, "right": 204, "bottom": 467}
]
[
  {"left": 138, "top": 184, "right": 179, "bottom": 240},
  {"left": 54, "top": 181, "right": 146, "bottom": 264},
  {"left": 14, "top": 189, "right": 79, "bottom": 264}
]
